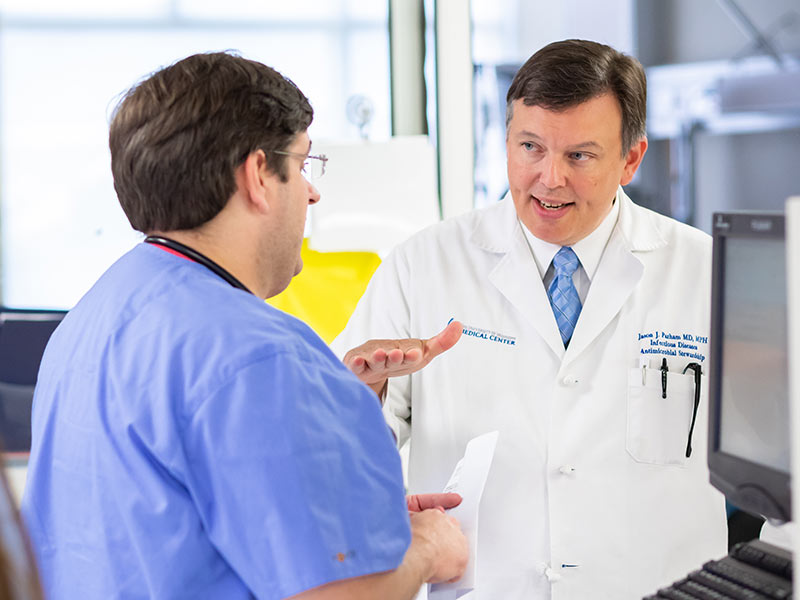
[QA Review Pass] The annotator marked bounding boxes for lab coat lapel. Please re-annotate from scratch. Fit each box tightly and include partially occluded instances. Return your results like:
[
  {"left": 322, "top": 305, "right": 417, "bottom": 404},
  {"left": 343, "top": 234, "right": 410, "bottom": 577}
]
[
  {"left": 564, "top": 228, "right": 642, "bottom": 361},
  {"left": 564, "top": 190, "right": 665, "bottom": 362},
  {"left": 474, "top": 196, "right": 566, "bottom": 359}
]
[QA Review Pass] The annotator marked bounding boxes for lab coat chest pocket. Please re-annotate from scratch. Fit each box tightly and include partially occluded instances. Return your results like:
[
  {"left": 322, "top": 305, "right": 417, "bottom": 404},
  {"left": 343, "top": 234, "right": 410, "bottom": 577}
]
[{"left": 626, "top": 367, "right": 698, "bottom": 466}]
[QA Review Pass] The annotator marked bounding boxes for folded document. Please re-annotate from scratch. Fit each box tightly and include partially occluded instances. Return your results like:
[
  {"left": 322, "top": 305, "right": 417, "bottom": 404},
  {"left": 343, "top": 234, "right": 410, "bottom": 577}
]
[{"left": 429, "top": 430, "right": 499, "bottom": 600}]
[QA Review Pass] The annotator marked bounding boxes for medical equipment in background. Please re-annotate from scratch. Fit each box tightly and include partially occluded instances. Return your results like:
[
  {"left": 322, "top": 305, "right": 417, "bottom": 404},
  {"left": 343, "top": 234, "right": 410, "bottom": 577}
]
[
  {"left": 271, "top": 135, "right": 439, "bottom": 342},
  {"left": 266, "top": 240, "right": 381, "bottom": 343},
  {"left": 788, "top": 196, "right": 800, "bottom": 589},
  {"left": 308, "top": 135, "right": 440, "bottom": 257},
  {"left": 0, "top": 309, "right": 65, "bottom": 457},
  {"left": 646, "top": 210, "right": 795, "bottom": 598},
  {"left": 647, "top": 0, "right": 800, "bottom": 226}
]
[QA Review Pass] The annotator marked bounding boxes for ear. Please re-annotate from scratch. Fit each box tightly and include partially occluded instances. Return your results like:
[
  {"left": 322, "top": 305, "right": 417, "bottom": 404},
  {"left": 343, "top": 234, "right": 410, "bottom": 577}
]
[
  {"left": 239, "top": 149, "right": 277, "bottom": 214},
  {"left": 619, "top": 137, "right": 648, "bottom": 186}
]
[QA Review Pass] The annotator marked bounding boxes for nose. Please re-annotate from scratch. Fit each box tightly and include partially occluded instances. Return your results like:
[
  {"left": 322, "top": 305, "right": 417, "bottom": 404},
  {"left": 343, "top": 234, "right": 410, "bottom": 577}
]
[
  {"left": 307, "top": 180, "right": 321, "bottom": 205},
  {"left": 539, "top": 154, "right": 566, "bottom": 189}
]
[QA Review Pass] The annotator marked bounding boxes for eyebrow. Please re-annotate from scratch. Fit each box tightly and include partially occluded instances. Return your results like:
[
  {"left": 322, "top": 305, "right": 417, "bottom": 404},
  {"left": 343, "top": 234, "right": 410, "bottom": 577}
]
[{"left": 513, "top": 131, "right": 604, "bottom": 151}]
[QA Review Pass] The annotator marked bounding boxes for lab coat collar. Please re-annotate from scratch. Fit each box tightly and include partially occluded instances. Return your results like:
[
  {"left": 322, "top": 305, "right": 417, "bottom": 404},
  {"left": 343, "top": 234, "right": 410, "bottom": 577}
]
[
  {"left": 565, "top": 188, "right": 661, "bottom": 363},
  {"left": 469, "top": 192, "right": 518, "bottom": 254},
  {"left": 615, "top": 187, "right": 668, "bottom": 252},
  {"left": 472, "top": 187, "right": 662, "bottom": 362},
  {"left": 469, "top": 186, "right": 666, "bottom": 254},
  {"left": 520, "top": 195, "right": 620, "bottom": 283},
  {"left": 475, "top": 194, "right": 567, "bottom": 358}
]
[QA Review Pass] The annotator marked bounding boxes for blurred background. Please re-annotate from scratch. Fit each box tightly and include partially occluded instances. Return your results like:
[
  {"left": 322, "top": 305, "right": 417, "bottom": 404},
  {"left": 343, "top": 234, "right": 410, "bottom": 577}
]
[
  {"left": 0, "top": 0, "right": 797, "bottom": 311},
  {"left": 0, "top": 0, "right": 796, "bottom": 543}
]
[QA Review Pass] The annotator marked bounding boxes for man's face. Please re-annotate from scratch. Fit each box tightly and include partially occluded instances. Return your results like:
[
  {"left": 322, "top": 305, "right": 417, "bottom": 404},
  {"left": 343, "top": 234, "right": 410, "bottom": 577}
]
[
  {"left": 269, "top": 131, "right": 320, "bottom": 288},
  {"left": 505, "top": 93, "right": 646, "bottom": 246}
]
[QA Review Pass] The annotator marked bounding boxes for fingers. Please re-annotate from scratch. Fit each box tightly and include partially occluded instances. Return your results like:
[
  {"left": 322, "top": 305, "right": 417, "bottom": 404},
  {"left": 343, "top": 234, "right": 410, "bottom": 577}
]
[
  {"left": 346, "top": 355, "right": 366, "bottom": 373},
  {"left": 406, "top": 495, "right": 423, "bottom": 512},
  {"left": 435, "top": 493, "right": 462, "bottom": 510},
  {"left": 424, "top": 320, "right": 463, "bottom": 360},
  {"left": 370, "top": 348, "right": 388, "bottom": 364},
  {"left": 384, "top": 348, "right": 406, "bottom": 364},
  {"left": 343, "top": 321, "right": 462, "bottom": 385},
  {"left": 407, "top": 493, "right": 463, "bottom": 512},
  {"left": 363, "top": 346, "right": 421, "bottom": 373}
]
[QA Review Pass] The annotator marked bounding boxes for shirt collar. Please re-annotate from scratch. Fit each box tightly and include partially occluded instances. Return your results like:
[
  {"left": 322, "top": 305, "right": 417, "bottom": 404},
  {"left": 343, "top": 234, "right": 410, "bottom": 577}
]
[{"left": 520, "top": 190, "right": 621, "bottom": 280}]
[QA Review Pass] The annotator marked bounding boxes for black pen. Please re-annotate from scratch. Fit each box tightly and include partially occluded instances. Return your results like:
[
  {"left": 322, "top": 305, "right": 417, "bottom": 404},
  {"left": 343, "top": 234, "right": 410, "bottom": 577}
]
[
  {"left": 660, "top": 358, "right": 668, "bottom": 399},
  {"left": 684, "top": 362, "right": 702, "bottom": 458}
]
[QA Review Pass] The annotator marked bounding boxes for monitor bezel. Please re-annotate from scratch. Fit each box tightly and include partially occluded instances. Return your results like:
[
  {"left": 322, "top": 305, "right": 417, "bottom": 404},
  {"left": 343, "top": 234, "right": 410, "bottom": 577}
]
[
  {"left": 708, "top": 211, "right": 791, "bottom": 522},
  {"left": 0, "top": 307, "right": 67, "bottom": 457}
]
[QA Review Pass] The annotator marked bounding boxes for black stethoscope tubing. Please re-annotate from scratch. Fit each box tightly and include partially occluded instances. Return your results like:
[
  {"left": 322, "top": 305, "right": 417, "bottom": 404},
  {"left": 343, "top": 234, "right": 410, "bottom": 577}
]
[{"left": 144, "top": 236, "right": 253, "bottom": 295}]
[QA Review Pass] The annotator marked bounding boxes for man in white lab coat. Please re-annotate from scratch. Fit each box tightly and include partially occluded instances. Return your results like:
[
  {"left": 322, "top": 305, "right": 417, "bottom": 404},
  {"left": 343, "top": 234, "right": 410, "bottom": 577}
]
[{"left": 334, "top": 39, "right": 727, "bottom": 599}]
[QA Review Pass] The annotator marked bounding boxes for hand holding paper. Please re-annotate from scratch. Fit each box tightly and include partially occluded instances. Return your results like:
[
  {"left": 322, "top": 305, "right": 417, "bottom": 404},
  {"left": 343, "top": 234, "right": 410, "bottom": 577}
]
[
  {"left": 429, "top": 431, "right": 499, "bottom": 599},
  {"left": 409, "top": 509, "right": 468, "bottom": 584}
]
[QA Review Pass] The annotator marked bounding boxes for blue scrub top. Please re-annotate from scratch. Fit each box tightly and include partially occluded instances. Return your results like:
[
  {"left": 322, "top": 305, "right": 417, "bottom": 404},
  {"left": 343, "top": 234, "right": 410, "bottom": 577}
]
[{"left": 21, "top": 243, "right": 410, "bottom": 599}]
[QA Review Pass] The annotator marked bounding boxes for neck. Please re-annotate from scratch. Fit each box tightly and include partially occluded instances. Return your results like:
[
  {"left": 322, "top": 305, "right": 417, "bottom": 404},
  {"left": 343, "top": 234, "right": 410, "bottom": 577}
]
[
  {"left": 147, "top": 225, "right": 270, "bottom": 298},
  {"left": 145, "top": 235, "right": 250, "bottom": 292}
]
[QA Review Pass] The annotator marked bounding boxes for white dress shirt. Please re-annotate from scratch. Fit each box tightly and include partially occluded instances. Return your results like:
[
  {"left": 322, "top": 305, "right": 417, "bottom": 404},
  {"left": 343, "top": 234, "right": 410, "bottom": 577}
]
[{"left": 521, "top": 197, "right": 620, "bottom": 303}]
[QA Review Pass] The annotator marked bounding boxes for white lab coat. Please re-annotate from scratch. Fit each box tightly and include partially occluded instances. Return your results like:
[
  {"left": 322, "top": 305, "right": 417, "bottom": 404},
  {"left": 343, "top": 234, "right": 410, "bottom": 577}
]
[{"left": 334, "top": 187, "right": 727, "bottom": 600}]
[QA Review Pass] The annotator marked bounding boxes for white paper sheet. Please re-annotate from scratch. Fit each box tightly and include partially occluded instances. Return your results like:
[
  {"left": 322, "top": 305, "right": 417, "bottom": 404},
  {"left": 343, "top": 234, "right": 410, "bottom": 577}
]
[{"left": 428, "top": 430, "right": 499, "bottom": 600}]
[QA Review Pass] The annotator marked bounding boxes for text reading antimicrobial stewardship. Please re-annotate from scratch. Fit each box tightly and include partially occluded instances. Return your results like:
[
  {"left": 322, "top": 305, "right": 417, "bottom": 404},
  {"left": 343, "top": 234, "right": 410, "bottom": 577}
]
[{"left": 638, "top": 331, "right": 707, "bottom": 362}]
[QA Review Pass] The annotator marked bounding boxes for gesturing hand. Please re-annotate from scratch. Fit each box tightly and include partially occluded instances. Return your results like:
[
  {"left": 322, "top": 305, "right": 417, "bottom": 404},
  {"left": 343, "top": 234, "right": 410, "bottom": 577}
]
[{"left": 343, "top": 320, "right": 462, "bottom": 398}]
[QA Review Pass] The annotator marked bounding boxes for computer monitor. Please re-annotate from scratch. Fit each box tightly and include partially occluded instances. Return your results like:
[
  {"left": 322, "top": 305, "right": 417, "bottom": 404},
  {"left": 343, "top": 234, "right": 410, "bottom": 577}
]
[
  {"left": 708, "top": 212, "right": 791, "bottom": 523},
  {"left": 0, "top": 308, "right": 66, "bottom": 455}
]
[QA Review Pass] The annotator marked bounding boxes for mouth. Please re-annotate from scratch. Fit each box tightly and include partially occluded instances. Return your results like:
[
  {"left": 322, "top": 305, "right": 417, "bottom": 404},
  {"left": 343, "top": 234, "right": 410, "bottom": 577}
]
[{"left": 534, "top": 196, "right": 574, "bottom": 211}]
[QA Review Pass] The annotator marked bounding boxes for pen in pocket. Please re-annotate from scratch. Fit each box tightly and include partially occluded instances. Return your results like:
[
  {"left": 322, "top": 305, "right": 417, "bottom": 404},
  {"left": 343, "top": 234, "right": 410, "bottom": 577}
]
[{"left": 684, "top": 362, "right": 702, "bottom": 457}]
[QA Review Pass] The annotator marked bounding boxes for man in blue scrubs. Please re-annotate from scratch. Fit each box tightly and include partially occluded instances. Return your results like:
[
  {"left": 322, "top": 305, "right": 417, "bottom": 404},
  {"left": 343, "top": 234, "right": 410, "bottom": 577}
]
[{"left": 21, "top": 52, "right": 467, "bottom": 599}]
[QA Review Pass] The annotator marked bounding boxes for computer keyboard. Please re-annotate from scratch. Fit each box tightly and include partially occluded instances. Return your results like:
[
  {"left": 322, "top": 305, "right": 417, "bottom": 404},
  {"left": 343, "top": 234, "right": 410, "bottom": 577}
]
[{"left": 644, "top": 540, "right": 792, "bottom": 600}]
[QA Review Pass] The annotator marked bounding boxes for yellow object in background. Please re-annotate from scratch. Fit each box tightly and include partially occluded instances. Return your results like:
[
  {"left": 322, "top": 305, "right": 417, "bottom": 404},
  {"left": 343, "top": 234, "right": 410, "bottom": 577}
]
[{"left": 267, "top": 239, "right": 381, "bottom": 343}]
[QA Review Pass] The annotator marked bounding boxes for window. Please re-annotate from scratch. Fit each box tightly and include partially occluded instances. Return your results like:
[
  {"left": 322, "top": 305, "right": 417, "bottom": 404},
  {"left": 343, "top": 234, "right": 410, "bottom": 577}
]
[{"left": 0, "top": 0, "right": 389, "bottom": 308}]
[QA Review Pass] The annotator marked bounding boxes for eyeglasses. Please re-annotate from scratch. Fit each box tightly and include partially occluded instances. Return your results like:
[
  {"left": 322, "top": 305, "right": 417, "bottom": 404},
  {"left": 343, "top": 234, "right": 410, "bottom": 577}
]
[{"left": 272, "top": 150, "right": 328, "bottom": 180}]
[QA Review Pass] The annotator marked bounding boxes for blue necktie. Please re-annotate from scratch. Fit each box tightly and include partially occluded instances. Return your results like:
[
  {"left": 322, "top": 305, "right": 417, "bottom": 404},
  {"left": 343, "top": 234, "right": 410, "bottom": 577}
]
[{"left": 548, "top": 247, "right": 582, "bottom": 346}]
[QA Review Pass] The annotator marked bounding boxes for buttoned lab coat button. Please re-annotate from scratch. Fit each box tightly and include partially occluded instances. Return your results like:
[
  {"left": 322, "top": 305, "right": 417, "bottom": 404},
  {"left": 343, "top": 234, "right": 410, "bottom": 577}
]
[
  {"left": 560, "top": 375, "right": 579, "bottom": 387},
  {"left": 558, "top": 464, "right": 576, "bottom": 475},
  {"left": 544, "top": 567, "right": 562, "bottom": 583}
]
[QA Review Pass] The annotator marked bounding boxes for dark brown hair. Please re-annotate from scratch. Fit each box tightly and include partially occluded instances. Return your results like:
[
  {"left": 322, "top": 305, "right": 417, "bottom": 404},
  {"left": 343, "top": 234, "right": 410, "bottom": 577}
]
[
  {"left": 506, "top": 39, "right": 646, "bottom": 155},
  {"left": 109, "top": 52, "right": 313, "bottom": 232}
]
